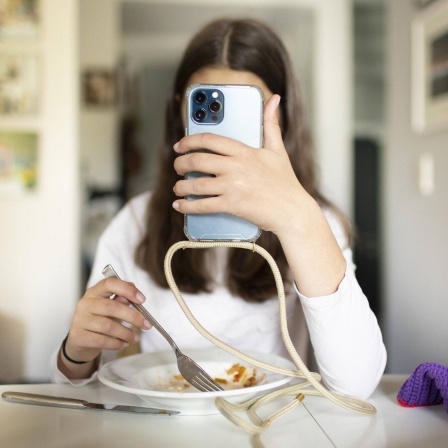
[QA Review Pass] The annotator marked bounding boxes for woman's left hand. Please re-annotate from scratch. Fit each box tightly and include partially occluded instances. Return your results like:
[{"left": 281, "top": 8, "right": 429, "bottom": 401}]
[{"left": 172, "top": 94, "right": 309, "bottom": 236}]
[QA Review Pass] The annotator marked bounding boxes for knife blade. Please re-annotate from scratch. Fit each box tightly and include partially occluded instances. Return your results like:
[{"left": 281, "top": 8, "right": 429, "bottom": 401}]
[{"left": 2, "top": 391, "right": 180, "bottom": 415}]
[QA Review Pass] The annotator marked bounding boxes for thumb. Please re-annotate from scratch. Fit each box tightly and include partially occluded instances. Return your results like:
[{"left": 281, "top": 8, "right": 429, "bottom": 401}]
[{"left": 263, "top": 94, "right": 284, "bottom": 153}]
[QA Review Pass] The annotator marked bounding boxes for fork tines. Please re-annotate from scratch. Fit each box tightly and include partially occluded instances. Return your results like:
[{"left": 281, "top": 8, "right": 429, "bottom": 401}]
[{"left": 191, "top": 372, "right": 224, "bottom": 392}]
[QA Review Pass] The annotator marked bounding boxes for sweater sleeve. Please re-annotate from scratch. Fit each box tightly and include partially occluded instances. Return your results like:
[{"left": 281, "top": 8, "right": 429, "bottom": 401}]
[{"left": 297, "top": 211, "right": 387, "bottom": 399}]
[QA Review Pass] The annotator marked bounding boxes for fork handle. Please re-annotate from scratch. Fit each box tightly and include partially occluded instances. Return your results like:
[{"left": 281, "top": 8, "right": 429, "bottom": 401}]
[
  {"left": 102, "top": 265, "right": 180, "bottom": 352},
  {"left": 130, "top": 302, "right": 179, "bottom": 352}
]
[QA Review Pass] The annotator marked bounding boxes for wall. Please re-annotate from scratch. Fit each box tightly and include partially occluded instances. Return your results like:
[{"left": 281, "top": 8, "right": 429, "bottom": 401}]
[
  {"left": 79, "top": 0, "right": 120, "bottom": 191},
  {"left": 312, "top": 0, "right": 353, "bottom": 215},
  {"left": 0, "top": 0, "right": 81, "bottom": 382},
  {"left": 79, "top": 0, "right": 122, "bottom": 275},
  {"left": 383, "top": 0, "right": 448, "bottom": 372}
]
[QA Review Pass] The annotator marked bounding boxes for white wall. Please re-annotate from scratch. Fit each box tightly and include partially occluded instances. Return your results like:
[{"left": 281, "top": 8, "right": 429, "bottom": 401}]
[
  {"left": 0, "top": 0, "right": 81, "bottom": 382},
  {"left": 312, "top": 1, "right": 353, "bottom": 215},
  {"left": 79, "top": 0, "right": 120, "bottom": 191},
  {"left": 383, "top": 0, "right": 448, "bottom": 372}
]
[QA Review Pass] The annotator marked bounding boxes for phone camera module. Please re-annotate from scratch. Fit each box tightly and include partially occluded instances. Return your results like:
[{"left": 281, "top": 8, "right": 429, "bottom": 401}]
[
  {"left": 193, "top": 108, "right": 207, "bottom": 122},
  {"left": 208, "top": 100, "right": 222, "bottom": 114},
  {"left": 190, "top": 88, "right": 224, "bottom": 125},
  {"left": 194, "top": 91, "right": 207, "bottom": 104}
]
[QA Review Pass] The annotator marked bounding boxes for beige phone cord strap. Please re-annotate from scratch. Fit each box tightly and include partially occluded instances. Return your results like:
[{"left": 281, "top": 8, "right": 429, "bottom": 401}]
[{"left": 164, "top": 240, "right": 376, "bottom": 433}]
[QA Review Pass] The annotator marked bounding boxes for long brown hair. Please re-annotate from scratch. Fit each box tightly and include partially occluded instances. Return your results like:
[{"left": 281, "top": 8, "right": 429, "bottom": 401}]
[{"left": 136, "top": 18, "right": 340, "bottom": 301}]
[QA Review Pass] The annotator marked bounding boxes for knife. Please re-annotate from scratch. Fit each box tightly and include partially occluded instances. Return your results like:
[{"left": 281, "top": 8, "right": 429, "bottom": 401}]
[{"left": 2, "top": 391, "right": 180, "bottom": 415}]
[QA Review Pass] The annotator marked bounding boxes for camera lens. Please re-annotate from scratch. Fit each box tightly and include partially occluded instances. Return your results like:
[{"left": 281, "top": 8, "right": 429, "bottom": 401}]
[
  {"left": 193, "top": 108, "right": 207, "bottom": 122},
  {"left": 194, "top": 91, "right": 207, "bottom": 104},
  {"left": 209, "top": 100, "right": 222, "bottom": 113}
]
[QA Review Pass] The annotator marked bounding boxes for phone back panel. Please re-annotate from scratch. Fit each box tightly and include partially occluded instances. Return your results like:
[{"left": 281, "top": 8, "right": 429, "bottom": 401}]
[{"left": 184, "top": 84, "right": 263, "bottom": 241}]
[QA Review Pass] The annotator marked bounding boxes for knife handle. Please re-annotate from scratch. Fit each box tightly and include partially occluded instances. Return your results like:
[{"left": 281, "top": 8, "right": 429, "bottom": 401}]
[{"left": 2, "top": 391, "right": 88, "bottom": 409}]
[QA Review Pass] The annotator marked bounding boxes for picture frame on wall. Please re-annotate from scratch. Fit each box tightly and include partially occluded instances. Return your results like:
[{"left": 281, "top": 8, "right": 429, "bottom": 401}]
[
  {"left": 0, "top": 131, "right": 38, "bottom": 193},
  {"left": 412, "top": 0, "right": 448, "bottom": 133},
  {"left": 82, "top": 69, "right": 117, "bottom": 108},
  {"left": 0, "top": 52, "right": 39, "bottom": 115},
  {"left": 0, "top": 0, "right": 40, "bottom": 39}
]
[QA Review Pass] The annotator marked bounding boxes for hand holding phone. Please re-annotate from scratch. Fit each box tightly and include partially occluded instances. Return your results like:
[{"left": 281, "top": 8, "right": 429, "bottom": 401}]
[{"left": 184, "top": 84, "right": 264, "bottom": 241}]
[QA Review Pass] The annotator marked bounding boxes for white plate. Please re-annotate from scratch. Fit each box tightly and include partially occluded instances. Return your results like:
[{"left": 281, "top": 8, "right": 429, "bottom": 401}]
[{"left": 98, "top": 348, "right": 296, "bottom": 415}]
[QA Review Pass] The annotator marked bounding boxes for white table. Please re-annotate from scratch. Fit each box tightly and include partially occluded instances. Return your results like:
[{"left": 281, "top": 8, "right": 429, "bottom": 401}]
[
  {"left": 304, "top": 374, "right": 448, "bottom": 447},
  {"left": 0, "top": 375, "right": 446, "bottom": 448}
]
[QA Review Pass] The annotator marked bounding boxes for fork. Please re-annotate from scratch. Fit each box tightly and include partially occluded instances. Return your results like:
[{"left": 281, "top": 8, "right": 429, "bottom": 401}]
[{"left": 102, "top": 264, "right": 224, "bottom": 393}]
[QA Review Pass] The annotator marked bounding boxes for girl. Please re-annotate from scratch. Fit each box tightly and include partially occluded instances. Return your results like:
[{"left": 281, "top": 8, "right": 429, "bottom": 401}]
[{"left": 52, "top": 18, "right": 386, "bottom": 399}]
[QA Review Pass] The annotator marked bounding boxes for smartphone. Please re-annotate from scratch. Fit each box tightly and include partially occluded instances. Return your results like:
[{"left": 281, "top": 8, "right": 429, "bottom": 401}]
[{"left": 184, "top": 83, "right": 264, "bottom": 241}]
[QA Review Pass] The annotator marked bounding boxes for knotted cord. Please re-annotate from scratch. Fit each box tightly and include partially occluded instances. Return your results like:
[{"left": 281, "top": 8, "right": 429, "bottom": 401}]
[{"left": 164, "top": 240, "right": 376, "bottom": 433}]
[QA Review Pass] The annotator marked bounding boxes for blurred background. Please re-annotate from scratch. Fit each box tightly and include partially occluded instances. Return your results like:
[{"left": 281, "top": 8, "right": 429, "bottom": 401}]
[{"left": 0, "top": 0, "right": 447, "bottom": 383}]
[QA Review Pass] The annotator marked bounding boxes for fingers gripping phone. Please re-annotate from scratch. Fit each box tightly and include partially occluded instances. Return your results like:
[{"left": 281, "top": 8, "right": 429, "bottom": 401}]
[{"left": 184, "top": 84, "right": 264, "bottom": 241}]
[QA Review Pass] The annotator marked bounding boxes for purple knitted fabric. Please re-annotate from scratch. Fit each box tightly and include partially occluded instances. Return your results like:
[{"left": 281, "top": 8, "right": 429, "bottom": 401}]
[{"left": 397, "top": 362, "right": 448, "bottom": 413}]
